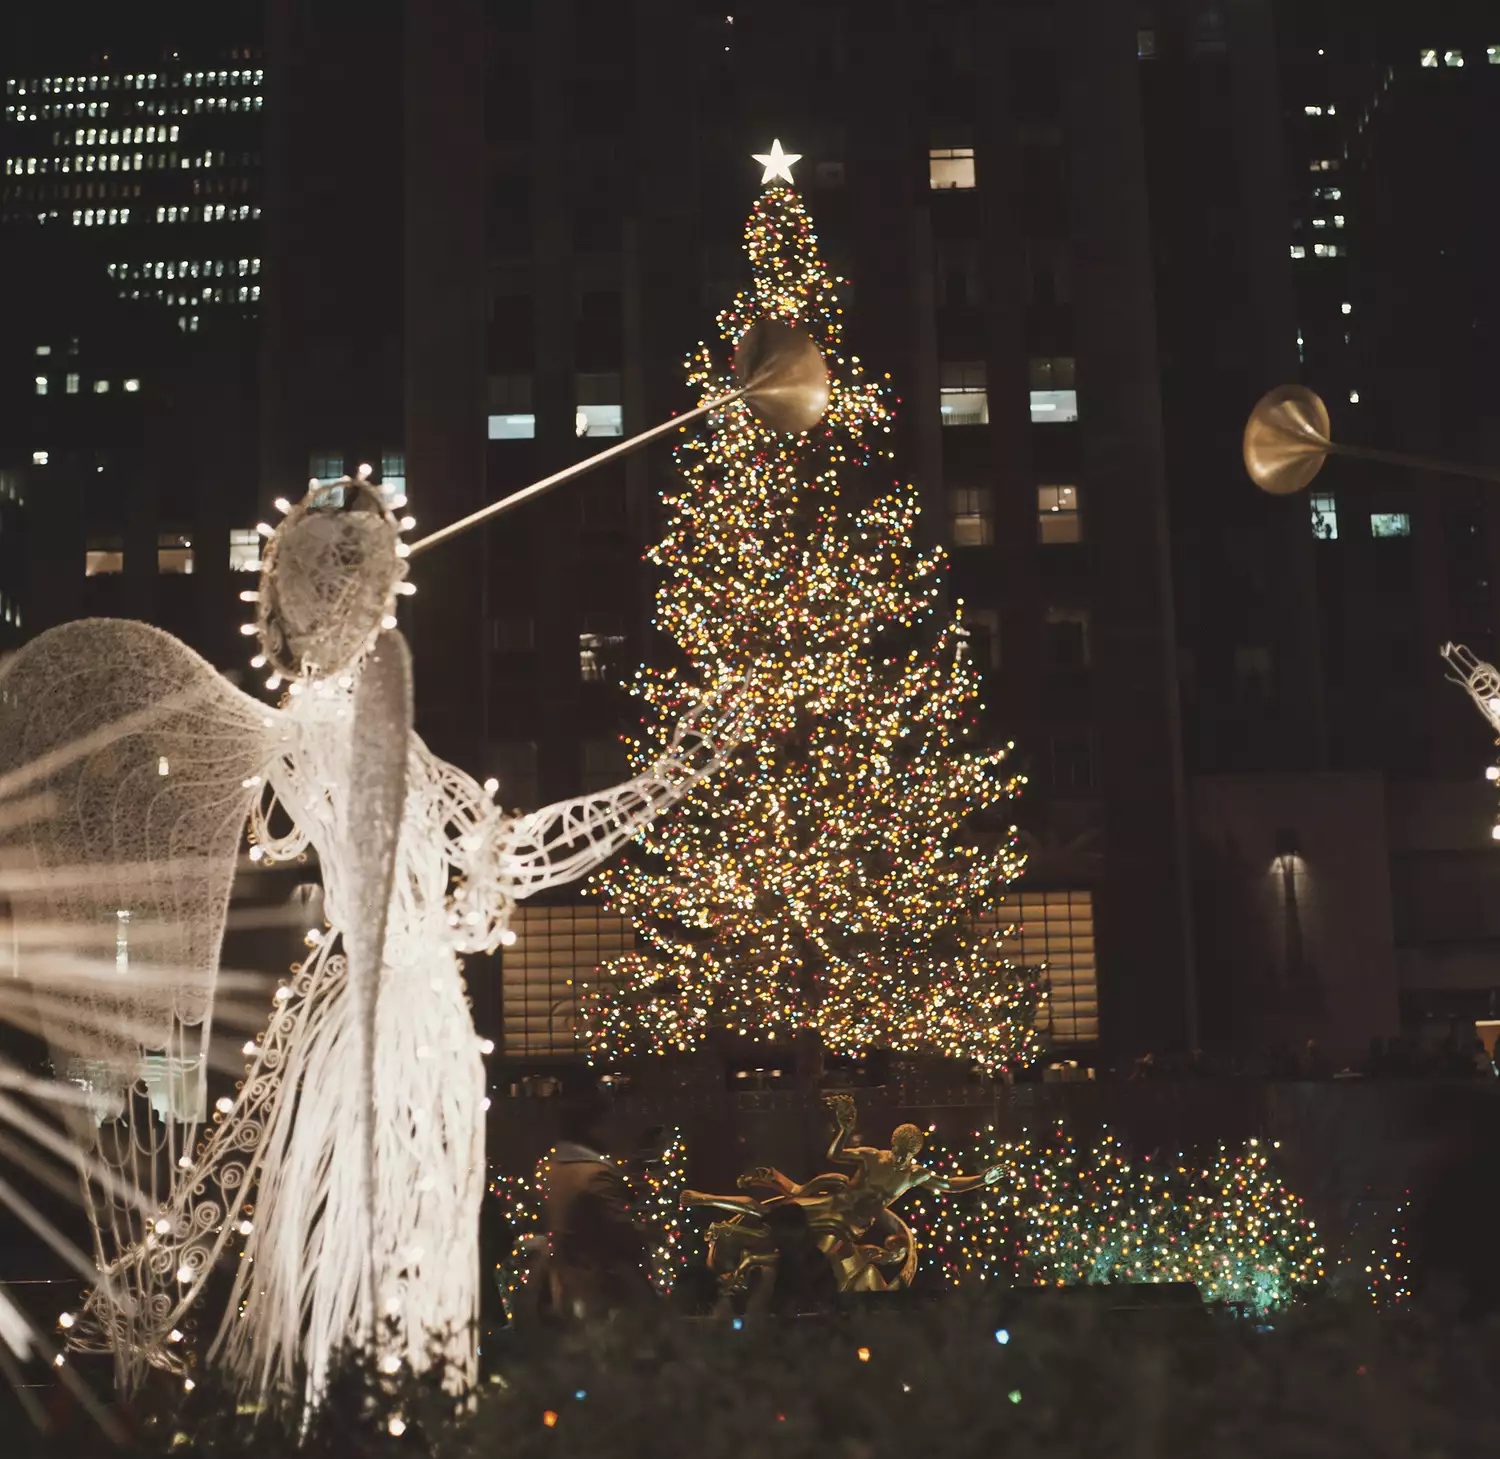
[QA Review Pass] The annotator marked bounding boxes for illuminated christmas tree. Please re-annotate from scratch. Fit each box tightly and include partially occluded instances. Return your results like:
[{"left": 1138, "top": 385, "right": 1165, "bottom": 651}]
[{"left": 580, "top": 162, "right": 1039, "bottom": 1072}]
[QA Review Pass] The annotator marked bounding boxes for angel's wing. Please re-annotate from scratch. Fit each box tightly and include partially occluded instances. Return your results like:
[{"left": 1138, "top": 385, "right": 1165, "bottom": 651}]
[
  {"left": 0, "top": 620, "right": 286, "bottom": 1065},
  {"left": 0, "top": 619, "right": 287, "bottom": 1364}
]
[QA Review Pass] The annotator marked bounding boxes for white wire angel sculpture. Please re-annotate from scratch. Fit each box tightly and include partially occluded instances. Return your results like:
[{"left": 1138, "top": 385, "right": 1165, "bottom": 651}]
[{"left": 0, "top": 471, "right": 741, "bottom": 1403}]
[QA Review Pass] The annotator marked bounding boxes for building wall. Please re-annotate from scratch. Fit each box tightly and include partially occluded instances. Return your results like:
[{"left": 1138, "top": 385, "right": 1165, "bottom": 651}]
[{"left": 1190, "top": 771, "right": 1401, "bottom": 1063}]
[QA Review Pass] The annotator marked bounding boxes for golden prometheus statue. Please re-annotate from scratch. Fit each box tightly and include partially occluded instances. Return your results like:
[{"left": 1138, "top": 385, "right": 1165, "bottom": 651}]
[{"left": 681, "top": 1094, "right": 1000, "bottom": 1297}]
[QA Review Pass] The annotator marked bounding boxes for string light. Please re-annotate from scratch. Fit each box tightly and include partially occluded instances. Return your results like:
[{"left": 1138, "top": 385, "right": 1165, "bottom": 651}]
[
  {"left": 579, "top": 179, "right": 1037, "bottom": 1072},
  {"left": 490, "top": 1131, "right": 690, "bottom": 1313},
  {"left": 903, "top": 1123, "right": 1324, "bottom": 1314}
]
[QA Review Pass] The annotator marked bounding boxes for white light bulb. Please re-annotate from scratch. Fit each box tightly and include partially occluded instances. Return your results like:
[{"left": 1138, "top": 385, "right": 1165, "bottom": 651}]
[
  {"left": 388, "top": 1416, "right": 407, "bottom": 1437},
  {"left": 239, "top": 589, "right": 259, "bottom": 603},
  {"left": 479, "top": 1038, "right": 495, "bottom": 1055},
  {"left": 1487, "top": 766, "right": 1499, "bottom": 781},
  {"left": 239, "top": 623, "right": 258, "bottom": 636},
  {"left": 250, "top": 653, "right": 267, "bottom": 668},
  {"left": 265, "top": 675, "right": 281, "bottom": 691},
  {"left": 242, "top": 1039, "right": 257, "bottom": 1055},
  {"left": 483, "top": 777, "right": 499, "bottom": 794},
  {"left": 238, "top": 1220, "right": 254, "bottom": 1236},
  {"left": 357, "top": 462, "right": 373, "bottom": 479},
  {"left": 391, "top": 493, "right": 408, "bottom": 509},
  {"left": 380, "top": 1354, "right": 402, "bottom": 1374},
  {"left": 58, "top": 1312, "right": 75, "bottom": 1329},
  {"left": 274, "top": 496, "right": 292, "bottom": 514},
  {"left": 183, "top": 1377, "right": 195, "bottom": 1391},
  {"left": 155, "top": 1218, "right": 173, "bottom": 1235},
  {"left": 395, "top": 542, "right": 411, "bottom": 558},
  {"left": 380, "top": 614, "right": 398, "bottom": 630},
  {"left": 399, "top": 515, "right": 415, "bottom": 531},
  {"left": 248, "top": 845, "right": 265, "bottom": 861},
  {"left": 397, "top": 581, "right": 417, "bottom": 595},
  {"left": 255, "top": 521, "right": 273, "bottom": 537},
  {"left": 499, "top": 928, "right": 517, "bottom": 947},
  {"left": 215, "top": 1095, "right": 235, "bottom": 1115},
  {"left": 176, "top": 1265, "right": 194, "bottom": 1282},
  {"left": 169, "top": 1328, "right": 184, "bottom": 1343}
]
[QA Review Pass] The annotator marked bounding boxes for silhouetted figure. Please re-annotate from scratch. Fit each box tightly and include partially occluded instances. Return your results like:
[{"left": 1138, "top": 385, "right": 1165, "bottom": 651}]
[
  {"left": 543, "top": 1090, "right": 658, "bottom": 1322},
  {"left": 745, "top": 1202, "right": 841, "bottom": 1318}
]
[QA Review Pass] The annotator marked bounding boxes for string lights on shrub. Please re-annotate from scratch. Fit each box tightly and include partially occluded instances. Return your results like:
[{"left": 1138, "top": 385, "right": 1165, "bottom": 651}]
[
  {"left": 903, "top": 1124, "right": 1325, "bottom": 1314},
  {"left": 580, "top": 170, "right": 1038, "bottom": 1074},
  {"left": 490, "top": 1133, "right": 690, "bottom": 1313}
]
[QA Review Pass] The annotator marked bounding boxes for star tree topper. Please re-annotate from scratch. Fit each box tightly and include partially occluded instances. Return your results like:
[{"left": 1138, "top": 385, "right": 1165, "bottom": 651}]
[{"left": 752, "top": 138, "right": 801, "bottom": 184}]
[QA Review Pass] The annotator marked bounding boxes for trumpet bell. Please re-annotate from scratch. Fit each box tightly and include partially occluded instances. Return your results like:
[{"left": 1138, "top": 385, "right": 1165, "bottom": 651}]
[
  {"left": 733, "top": 319, "right": 831, "bottom": 434},
  {"left": 1243, "top": 384, "right": 1332, "bottom": 496}
]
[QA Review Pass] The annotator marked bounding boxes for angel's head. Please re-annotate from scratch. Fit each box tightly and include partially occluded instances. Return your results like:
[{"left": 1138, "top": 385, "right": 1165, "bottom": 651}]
[{"left": 254, "top": 469, "right": 411, "bottom": 687}]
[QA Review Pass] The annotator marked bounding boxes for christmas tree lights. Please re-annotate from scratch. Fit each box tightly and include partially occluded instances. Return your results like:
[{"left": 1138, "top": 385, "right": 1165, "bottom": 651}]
[
  {"left": 490, "top": 1132, "right": 690, "bottom": 1315},
  {"left": 580, "top": 177, "right": 1039, "bottom": 1074},
  {"left": 904, "top": 1124, "right": 1324, "bottom": 1314}
]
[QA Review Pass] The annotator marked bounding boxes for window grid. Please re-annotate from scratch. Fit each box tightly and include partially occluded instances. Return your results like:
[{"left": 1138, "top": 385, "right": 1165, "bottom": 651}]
[
  {"left": 974, "top": 890, "right": 1098, "bottom": 1044},
  {"left": 1037, "top": 484, "right": 1081, "bottom": 543},
  {"left": 948, "top": 486, "right": 994, "bottom": 547},
  {"left": 501, "top": 905, "right": 635, "bottom": 1059}
]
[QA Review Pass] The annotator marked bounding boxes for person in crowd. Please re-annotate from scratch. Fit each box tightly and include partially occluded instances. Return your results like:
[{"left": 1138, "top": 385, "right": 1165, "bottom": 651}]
[{"left": 543, "top": 1088, "right": 658, "bottom": 1322}]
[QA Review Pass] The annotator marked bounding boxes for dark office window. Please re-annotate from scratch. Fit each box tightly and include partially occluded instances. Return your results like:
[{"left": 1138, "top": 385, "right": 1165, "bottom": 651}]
[{"left": 1044, "top": 607, "right": 1091, "bottom": 669}]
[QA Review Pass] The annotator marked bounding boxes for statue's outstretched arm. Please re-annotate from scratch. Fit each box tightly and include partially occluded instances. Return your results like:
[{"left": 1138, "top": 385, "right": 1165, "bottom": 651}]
[
  {"left": 1442, "top": 643, "right": 1500, "bottom": 735},
  {"left": 496, "top": 688, "right": 741, "bottom": 897}
]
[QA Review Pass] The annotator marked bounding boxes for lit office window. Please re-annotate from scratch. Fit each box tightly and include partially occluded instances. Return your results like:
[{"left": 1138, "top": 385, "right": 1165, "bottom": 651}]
[
  {"left": 500, "top": 903, "right": 634, "bottom": 1058},
  {"left": 1333, "top": 215, "right": 1345, "bottom": 227},
  {"left": 1420, "top": 49, "right": 1438, "bottom": 67},
  {"left": 228, "top": 528, "right": 261, "bottom": 572},
  {"left": 1310, "top": 493, "right": 1338, "bottom": 539},
  {"left": 1304, "top": 105, "right": 1323, "bottom": 115},
  {"left": 85, "top": 537, "right": 125, "bottom": 575},
  {"left": 123, "top": 378, "right": 140, "bottom": 393},
  {"left": 948, "top": 486, "right": 994, "bottom": 547},
  {"left": 928, "top": 146, "right": 976, "bottom": 189},
  {"left": 1029, "top": 357, "right": 1078, "bottom": 423},
  {"left": 1341, "top": 301, "right": 1352, "bottom": 314},
  {"left": 1037, "top": 484, "right": 1081, "bottom": 543},
  {"left": 94, "top": 379, "right": 109, "bottom": 394},
  {"left": 66, "top": 373, "right": 80, "bottom": 393},
  {"left": 35, "top": 344, "right": 51, "bottom": 356},
  {"left": 1444, "top": 49, "right": 1464, "bottom": 67},
  {"left": 380, "top": 449, "right": 406, "bottom": 505},
  {"left": 575, "top": 372, "right": 623, "bottom": 438},
  {"left": 1348, "top": 390, "right": 1360, "bottom": 404},
  {"left": 487, "top": 373, "right": 536, "bottom": 440},
  {"left": 1312, "top": 218, "right": 1327, "bottom": 229},
  {"left": 579, "top": 614, "right": 626, "bottom": 684},
  {"left": 939, "top": 362, "right": 988, "bottom": 426},
  {"left": 32, "top": 451, "right": 49, "bottom": 466},
  {"left": 34, "top": 375, "right": 48, "bottom": 395},
  {"left": 157, "top": 533, "right": 193, "bottom": 574},
  {"left": 974, "top": 889, "right": 1099, "bottom": 1044},
  {"left": 1290, "top": 244, "right": 1306, "bottom": 259},
  {"left": 1370, "top": 513, "right": 1410, "bottom": 539},
  {"left": 1489, "top": 46, "right": 1500, "bottom": 65},
  {"left": 1137, "top": 29, "right": 1157, "bottom": 59},
  {"left": 956, "top": 607, "right": 1000, "bottom": 670},
  {"left": 308, "top": 451, "right": 343, "bottom": 484}
]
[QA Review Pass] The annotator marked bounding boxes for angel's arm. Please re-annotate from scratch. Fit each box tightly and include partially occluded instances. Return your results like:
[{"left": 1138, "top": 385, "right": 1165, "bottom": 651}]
[
  {"left": 1442, "top": 643, "right": 1500, "bottom": 735},
  {"left": 495, "top": 689, "right": 740, "bottom": 897}
]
